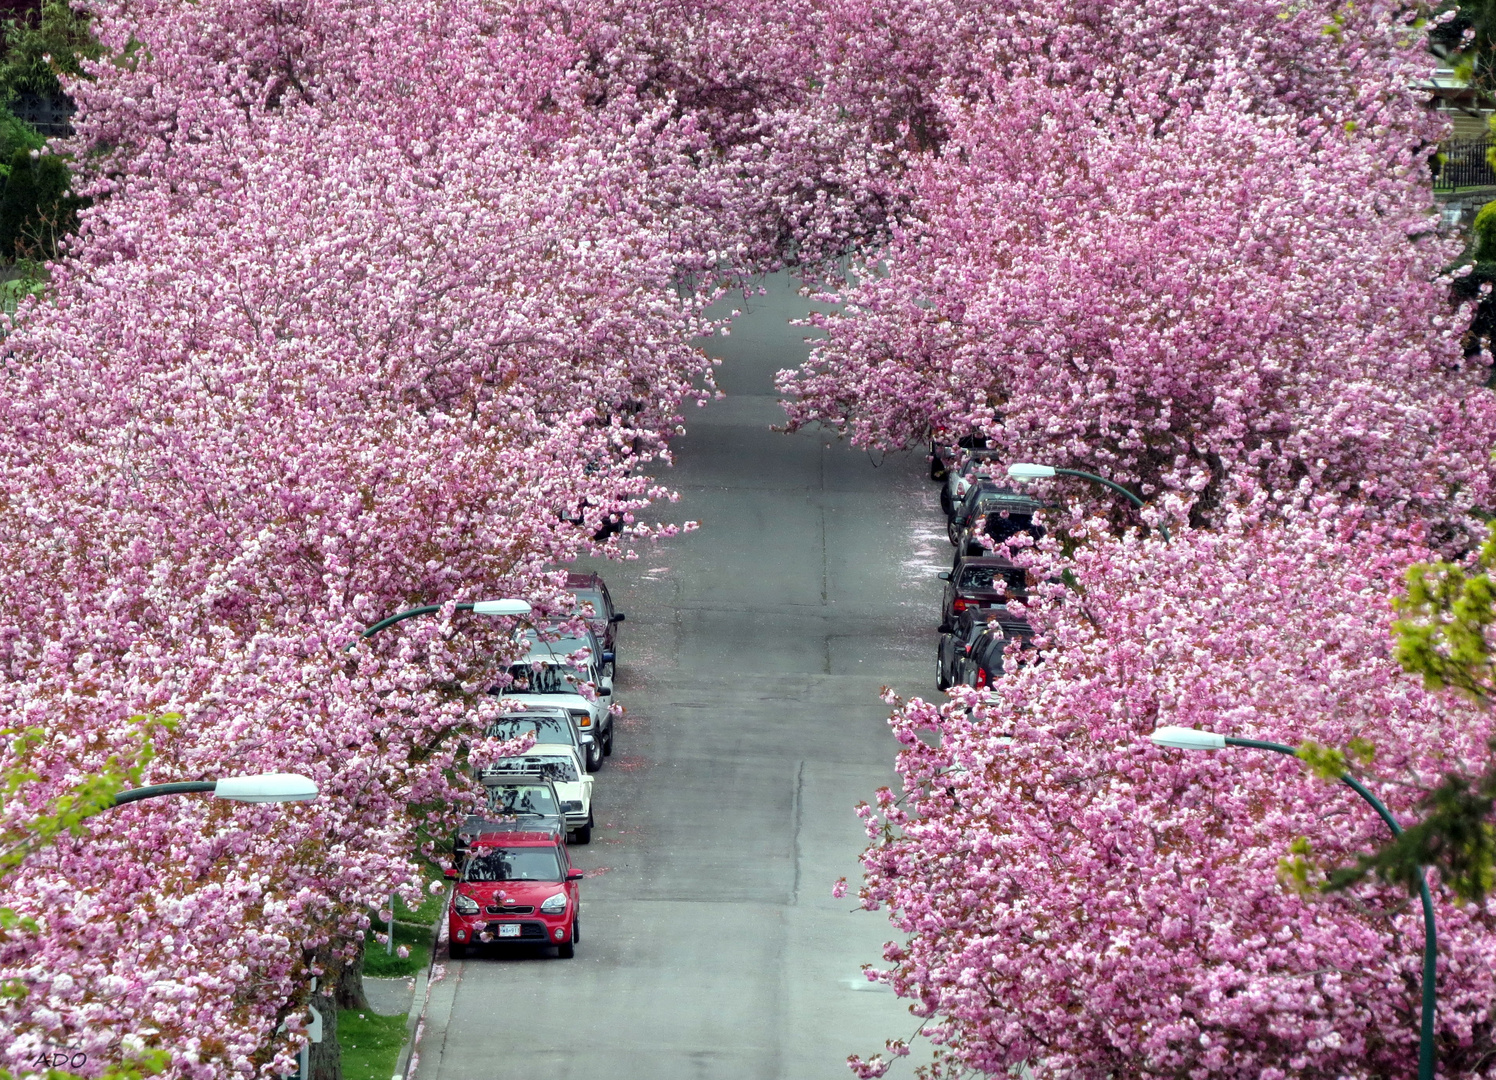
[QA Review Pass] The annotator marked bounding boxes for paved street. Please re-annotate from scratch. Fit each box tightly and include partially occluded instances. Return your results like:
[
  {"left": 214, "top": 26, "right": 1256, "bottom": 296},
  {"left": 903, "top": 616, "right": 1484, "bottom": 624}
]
[{"left": 418, "top": 273, "right": 945, "bottom": 1080}]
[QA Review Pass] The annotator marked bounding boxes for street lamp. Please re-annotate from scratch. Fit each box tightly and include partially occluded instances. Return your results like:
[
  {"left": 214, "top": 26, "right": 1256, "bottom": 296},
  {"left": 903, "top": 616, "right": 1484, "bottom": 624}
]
[
  {"left": 1007, "top": 463, "right": 1170, "bottom": 542},
  {"left": 352, "top": 598, "right": 533, "bottom": 647},
  {"left": 111, "top": 773, "right": 319, "bottom": 807},
  {"left": 1149, "top": 726, "right": 1436, "bottom": 1080}
]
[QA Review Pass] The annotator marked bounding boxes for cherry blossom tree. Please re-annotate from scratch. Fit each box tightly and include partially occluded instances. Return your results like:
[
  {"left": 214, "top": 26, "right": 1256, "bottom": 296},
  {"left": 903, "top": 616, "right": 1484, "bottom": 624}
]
[
  {"left": 781, "top": 1, "right": 1495, "bottom": 529},
  {"left": 2, "top": 0, "right": 1490, "bottom": 1077},
  {"left": 780, "top": 1, "right": 1496, "bottom": 1075},
  {"left": 851, "top": 518, "right": 1496, "bottom": 1078},
  {"left": 0, "top": 0, "right": 761, "bottom": 1075}
]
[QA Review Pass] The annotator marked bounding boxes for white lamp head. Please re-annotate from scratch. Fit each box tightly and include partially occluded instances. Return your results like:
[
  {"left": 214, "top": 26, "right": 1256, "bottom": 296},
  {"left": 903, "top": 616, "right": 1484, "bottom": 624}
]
[
  {"left": 1007, "top": 463, "right": 1057, "bottom": 480},
  {"left": 213, "top": 773, "right": 319, "bottom": 803},
  {"left": 1149, "top": 727, "right": 1226, "bottom": 751},
  {"left": 473, "top": 599, "right": 532, "bottom": 617}
]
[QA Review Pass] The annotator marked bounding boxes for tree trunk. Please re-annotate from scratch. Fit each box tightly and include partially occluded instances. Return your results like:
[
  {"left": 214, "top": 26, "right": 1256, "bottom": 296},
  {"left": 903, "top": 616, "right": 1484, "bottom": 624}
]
[
  {"left": 307, "top": 938, "right": 367, "bottom": 1080},
  {"left": 308, "top": 984, "right": 340, "bottom": 1080},
  {"left": 334, "top": 941, "right": 369, "bottom": 1012}
]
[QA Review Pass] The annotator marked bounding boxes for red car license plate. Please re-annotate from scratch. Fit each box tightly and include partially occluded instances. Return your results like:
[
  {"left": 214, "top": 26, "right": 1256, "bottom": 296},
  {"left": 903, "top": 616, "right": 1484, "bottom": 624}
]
[{"left": 497, "top": 923, "right": 521, "bottom": 938}]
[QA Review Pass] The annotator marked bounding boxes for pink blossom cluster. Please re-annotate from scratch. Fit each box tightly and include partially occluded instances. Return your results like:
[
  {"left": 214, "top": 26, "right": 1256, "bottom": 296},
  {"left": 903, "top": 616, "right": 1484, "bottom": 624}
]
[
  {"left": 855, "top": 519, "right": 1496, "bottom": 1076},
  {"left": 781, "top": 0, "right": 1496, "bottom": 525}
]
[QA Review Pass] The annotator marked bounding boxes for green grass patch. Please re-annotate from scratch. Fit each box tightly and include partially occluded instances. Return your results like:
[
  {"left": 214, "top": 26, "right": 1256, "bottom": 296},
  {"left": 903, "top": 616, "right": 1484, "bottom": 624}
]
[
  {"left": 362, "top": 918, "right": 432, "bottom": 979},
  {"left": 395, "top": 882, "right": 444, "bottom": 927},
  {"left": 339, "top": 1009, "right": 407, "bottom": 1080}
]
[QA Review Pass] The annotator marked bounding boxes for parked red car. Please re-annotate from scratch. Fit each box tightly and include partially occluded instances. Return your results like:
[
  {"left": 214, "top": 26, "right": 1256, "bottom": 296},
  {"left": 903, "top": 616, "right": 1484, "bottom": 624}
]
[{"left": 447, "top": 830, "right": 583, "bottom": 959}]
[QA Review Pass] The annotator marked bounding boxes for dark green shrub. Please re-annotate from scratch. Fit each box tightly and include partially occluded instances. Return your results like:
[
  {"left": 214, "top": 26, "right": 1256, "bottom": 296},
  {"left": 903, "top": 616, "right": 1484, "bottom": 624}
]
[
  {"left": 0, "top": 0, "right": 102, "bottom": 104},
  {"left": 0, "top": 143, "right": 78, "bottom": 259},
  {"left": 0, "top": 106, "right": 42, "bottom": 173}
]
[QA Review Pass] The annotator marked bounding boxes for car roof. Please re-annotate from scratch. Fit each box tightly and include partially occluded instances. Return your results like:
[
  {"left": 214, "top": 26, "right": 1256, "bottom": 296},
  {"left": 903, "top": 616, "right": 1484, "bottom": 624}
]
[
  {"left": 479, "top": 772, "right": 555, "bottom": 786},
  {"left": 977, "top": 620, "right": 1034, "bottom": 642},
  {"left": 494, "top": 690, "right": 591, "bottom": 708},
  {"left": 514, "top": 742, "right": 582, "bottom": 758},
  {"left": 956, "top": 554, "right": 1022, "bottom": 569},
  {"left": 461, "top": 813, "right": 562, "bottom": 833},
  {"left": 967, "top": 481, "right": 1037, "bottom": 501},
  {"left": 958, "top": 606, "right": 1007, "bottom": 628},
  {"left": 512, "top": 652, "right": 572, "bottom": 665},
  {"left": 565, "top": 571, "right": 604, "bottom": 589},
  {"left": 492, "top": 706, "right": 572, "bottom": 719},
  {"left": 528, "top": 621, "right": 592, "bottom": 634},
  {"left": 468, "top": 830, "right": 563, "bottom": 848},
  {"left": 976, "top": 491, "right": 1040, "bottom": 508}
]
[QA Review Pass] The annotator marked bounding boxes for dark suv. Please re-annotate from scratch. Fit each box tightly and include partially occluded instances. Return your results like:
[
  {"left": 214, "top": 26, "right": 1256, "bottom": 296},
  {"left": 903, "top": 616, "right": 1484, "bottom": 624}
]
[
  {"left": 938, "top": 556, "right": 1028, "bottom": 626},
  {"left": 958, "top": 619, "right": 1038, "bottom": 688},
  {"left": 948, "top": 483, "right": 1045, "bottom": 556},
  {"left": 565, "top": 571, "right": 625, "bottom": 675},
  {"left": 937, "top": 607, "right": 1003, "bottom": 691}
]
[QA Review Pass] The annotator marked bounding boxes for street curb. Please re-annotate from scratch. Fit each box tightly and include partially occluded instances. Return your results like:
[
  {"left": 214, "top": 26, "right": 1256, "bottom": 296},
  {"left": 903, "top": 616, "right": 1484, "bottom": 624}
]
[{"left": 391, "top": 887, "right": 447, "bottom": 1080}]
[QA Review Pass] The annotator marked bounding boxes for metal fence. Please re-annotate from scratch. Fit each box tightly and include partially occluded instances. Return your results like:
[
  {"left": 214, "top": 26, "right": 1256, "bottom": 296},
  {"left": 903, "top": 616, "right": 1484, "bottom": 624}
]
[
  {"left": 1435, "top": 137, "right": 1496, "bottom": 191},
  {"left": 12, "top": 92, "right": 73, "bottom": 138}
]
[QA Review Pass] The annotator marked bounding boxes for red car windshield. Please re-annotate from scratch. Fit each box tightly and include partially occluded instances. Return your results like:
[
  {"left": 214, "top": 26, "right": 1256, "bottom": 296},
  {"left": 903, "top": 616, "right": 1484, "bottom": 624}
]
[{"left": 464, "top": 847, "right": 563, "bottom": 882}]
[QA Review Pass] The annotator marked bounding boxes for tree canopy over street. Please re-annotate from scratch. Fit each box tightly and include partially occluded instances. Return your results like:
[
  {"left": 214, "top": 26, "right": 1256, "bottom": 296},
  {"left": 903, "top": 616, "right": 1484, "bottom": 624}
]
[{"left": 0, "top": 0, "right": 1491, "bottom": 1077}]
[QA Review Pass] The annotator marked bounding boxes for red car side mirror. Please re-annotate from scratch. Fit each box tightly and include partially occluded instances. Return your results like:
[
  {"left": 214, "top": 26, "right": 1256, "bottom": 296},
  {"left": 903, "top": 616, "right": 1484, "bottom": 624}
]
[
  {"left": 566, "top": 869, "right": 584, "bottom": 881},
  {"left": 444, "top": 867, "right": 458, "bottom": 880}
]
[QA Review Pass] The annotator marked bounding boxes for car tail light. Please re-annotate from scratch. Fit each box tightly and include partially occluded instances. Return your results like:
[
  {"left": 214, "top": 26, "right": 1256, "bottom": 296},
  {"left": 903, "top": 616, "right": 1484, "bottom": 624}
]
[
  {"left": 952, "top": 598, "right": 969, "bottom": 613},
  {"left": 975, "top": 668, "right": 989, "bottom": 688}
]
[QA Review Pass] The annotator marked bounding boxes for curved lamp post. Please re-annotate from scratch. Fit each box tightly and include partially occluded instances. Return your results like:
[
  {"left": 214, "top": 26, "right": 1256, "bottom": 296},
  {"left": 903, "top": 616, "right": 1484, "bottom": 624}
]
[
  {"left": 351, "top": 598, "right": 533, "bottom": 649},
  {"left": 1007, "top": 462, "right": 1170, "bottom": 542},
  {"left": 111, "top": 773, "right": 319, "bottom": 807},
  {"left": 1150, "top": 726, "right": 1435, "bottom": 1080}
]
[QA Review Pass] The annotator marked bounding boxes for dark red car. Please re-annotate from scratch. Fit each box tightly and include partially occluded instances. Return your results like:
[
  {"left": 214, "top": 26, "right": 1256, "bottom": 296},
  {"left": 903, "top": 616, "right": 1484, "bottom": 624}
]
[
  {"left": 447, "top": 830, "right": 583, "bottom": 959},
  {"left": 565, "top": 571, "right": 625, "bottom": 674},
  {"left": 937, "top": 555, "right": 1028, "bottom": 626}
]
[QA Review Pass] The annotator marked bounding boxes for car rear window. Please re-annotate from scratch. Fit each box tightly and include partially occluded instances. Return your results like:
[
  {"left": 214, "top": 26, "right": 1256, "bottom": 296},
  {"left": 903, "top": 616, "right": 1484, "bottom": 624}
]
[
  {"left": 984, "top": 512, "right": 1045, "bottom": 543},
  {"left": 464, "top": 847, "right": 563, "bottom": 882},
  {"left": 572, "top": 589, "right": 607, "bottom": 617},
  {"left": 978, "top": 636, "right": 1011, "bottom": 673},
  {"left": 504, "top": 663, "right": 574, "bottom": 694},
  {"left": 958, "top": 566, "right": 1027, "bottom": 591},
  {"left": 487, "top": 754, "right": 579, "bottom": 782},
  {"left": 484, "top": 784, "right": 561, "bottom": 817},
  {"left": 488, "top": 715, "right": 573, "bottom": 744}
]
